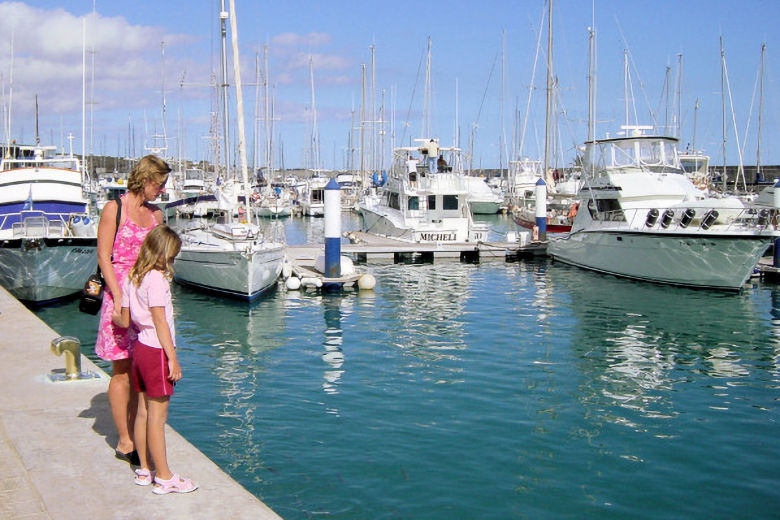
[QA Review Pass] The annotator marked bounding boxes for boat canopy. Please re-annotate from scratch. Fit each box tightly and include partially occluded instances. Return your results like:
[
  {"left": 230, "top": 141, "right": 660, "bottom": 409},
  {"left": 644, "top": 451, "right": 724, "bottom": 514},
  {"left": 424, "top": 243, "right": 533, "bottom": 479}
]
[{"left": 584, "top": 135, "right": 683, "bottom": 174}]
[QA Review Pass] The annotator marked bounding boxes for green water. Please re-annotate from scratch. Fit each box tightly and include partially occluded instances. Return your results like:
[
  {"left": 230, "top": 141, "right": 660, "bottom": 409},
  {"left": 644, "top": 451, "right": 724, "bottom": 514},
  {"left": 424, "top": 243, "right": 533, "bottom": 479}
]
[{"left": 33, "top": 215, "right": 780, "bottom": 519}]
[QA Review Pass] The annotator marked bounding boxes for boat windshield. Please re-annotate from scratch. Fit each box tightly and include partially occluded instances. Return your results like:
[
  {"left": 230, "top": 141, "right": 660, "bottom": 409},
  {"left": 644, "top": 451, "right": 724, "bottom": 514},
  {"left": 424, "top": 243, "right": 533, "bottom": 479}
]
[
  {"left": 680, "top": 156, "right": 709, "bottom": 175},
  {"left": 587, "top": 137, "right": 682, "bottom": 173}
]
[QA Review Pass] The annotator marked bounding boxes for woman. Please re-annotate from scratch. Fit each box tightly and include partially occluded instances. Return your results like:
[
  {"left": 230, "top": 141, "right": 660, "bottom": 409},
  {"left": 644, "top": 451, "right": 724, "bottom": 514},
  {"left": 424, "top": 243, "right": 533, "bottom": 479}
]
[{"left": 94, "top": 155, "right": 170, "bottom": 464}]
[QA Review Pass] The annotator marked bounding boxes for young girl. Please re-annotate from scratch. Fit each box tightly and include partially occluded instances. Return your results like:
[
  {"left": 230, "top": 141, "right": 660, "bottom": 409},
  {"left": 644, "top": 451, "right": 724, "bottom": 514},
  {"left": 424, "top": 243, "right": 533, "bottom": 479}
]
[{"left": 112, "top": 225, "right": 198, "bottom": 495}]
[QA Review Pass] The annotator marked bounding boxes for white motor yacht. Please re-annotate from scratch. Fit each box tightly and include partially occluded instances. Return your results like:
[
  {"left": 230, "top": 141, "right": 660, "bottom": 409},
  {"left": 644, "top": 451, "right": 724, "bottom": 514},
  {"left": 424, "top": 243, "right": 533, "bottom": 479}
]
[
  {"left": 547, "top": 127, "right": 778, "bottom": 290},
  {"left": 358, "top": 140, "right": 489, "bottom": 243},
  {"left": 0, "top": 143, "right": 97, "bottom": 303}
]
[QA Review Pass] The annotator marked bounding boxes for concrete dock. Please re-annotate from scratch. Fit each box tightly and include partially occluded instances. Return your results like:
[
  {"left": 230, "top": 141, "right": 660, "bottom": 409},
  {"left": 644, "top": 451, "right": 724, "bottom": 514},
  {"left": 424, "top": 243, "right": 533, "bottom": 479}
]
[{"left": 0, "top": 286, "right": 282, "bottom": 519}]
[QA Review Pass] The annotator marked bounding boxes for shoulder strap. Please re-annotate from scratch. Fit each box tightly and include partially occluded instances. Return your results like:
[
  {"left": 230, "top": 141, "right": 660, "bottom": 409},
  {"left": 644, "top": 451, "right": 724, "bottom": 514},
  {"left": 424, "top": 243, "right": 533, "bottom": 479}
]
[{"left": 115, "top": 195, "right": 122, "bottom": 236}]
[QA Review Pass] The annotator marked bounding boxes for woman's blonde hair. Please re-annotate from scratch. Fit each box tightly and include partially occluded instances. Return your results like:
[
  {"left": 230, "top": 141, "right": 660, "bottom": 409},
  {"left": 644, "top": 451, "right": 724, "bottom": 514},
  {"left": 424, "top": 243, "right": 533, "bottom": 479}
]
[
  {"left": 126, "top": 155, "right": 171, "bottom": 194},
  {"left": 129, "top": 225, "right": 182, "bottom": 287}
]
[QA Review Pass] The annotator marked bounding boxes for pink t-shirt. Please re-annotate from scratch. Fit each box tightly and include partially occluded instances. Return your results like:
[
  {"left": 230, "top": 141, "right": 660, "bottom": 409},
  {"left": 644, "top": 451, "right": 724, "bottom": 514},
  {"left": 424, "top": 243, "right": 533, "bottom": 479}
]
[{"left": 121, "top": 270, "right": 175, "bottom": 349}]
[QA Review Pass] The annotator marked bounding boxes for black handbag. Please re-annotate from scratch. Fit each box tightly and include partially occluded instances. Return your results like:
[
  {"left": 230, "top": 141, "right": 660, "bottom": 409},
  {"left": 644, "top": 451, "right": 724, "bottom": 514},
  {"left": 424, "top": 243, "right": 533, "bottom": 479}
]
[
  {"left": 79, "top": 197, "right": 122, "bottom": 314},
  {"left": 79, "top": 269, "right": 105, "bottom": 314}
]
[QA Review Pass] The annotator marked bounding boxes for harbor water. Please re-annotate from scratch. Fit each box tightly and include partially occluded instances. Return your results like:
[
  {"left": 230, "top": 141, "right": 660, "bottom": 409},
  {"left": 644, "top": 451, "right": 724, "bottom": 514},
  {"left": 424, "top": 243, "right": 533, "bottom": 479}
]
[{"left": 33, "top": 214, "right": 780, "bottom": 519}]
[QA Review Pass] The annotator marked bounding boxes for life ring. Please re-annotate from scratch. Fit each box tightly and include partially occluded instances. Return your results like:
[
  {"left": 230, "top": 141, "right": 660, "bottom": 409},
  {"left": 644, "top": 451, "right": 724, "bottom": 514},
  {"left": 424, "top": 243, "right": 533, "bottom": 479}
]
[{"left": 251, "top": 192, "right": 260, "bottom": 201}]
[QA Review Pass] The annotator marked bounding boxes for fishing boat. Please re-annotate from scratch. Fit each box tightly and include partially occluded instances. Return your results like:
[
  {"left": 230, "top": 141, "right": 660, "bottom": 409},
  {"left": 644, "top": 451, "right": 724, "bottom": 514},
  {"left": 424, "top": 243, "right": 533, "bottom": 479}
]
[
  {"left": 0, "top": 143, "right": 97, "bottom": 303},
  {"left": 547, "top": 127, "right": 779, "bottom": 290},
  {"left": 172, "top": 0, "right": 284, "bottom": 301},
  {"left": 358, "top": 141, "right": 489, "bottom": 243}
]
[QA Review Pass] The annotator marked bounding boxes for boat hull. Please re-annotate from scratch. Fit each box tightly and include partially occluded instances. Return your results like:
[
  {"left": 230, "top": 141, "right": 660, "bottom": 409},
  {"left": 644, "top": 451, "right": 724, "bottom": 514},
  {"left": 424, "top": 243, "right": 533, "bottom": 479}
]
[
  {"left": 174, "top": 244, "right": 285, "bottom": 300},
  {"left": 0, "top": 237, "right": 96, "bottom": 302},
  {"left": 256, "top": 205, "right": 292, "bottom": 218},
  {"left": 358, "top": 205, "right": 474, "bottom": 243},
  {"left": 548, "top": 230, "right": 771, "bottom": 290},
  {"left": 469, "top": 201, "right": 501, "bottom": 215},
  {"left": 512, "top": 212, "right": 572, "bottom": 233}
]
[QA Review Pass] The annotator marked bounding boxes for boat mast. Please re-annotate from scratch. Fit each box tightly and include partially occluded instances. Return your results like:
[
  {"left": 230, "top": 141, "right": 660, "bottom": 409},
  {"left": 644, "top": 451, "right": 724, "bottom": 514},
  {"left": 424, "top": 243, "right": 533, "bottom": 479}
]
[
  {"left": 692, "top": 97, "right": 699, "bottom": 152},
  {"left": 265, "top": 45, "right": 272, "bottom": 179},
  {"left": 252, "top": 51, "right": 260, "bottom": 173},
  {"left": 309, "top": 56, "right": 320, "bottom": 171},
  {"left": 756, "top": 42, "right": 765, "bottom": 179},
  {"left": 370, "top": 44, "right": 376, "bottom": 173},
  {"left": 34, "top": 94, "right": 39, "bottom": 146},
  {"left": 720, "top": 36, "right": 727, "bottom": 192},
  {"left": 674, "top": 53, "right": 682, "bottom": 138},
  {"left": 219, "top": 0, "right": 230, "bottom": 181},
  {"left": 422, "top": 37, "right": 432, "bottom": 138},
  {"left": 543, "top": 0, "right": 553, "bottom": 177},
  {"left": 360, "top": 64, "right": 366, "bottom": 185},
  {"left": 587, "top": 25, "right": 596, "bottom": 142},
  {"left": 81, "top": 21, "right": 87, "bottom": 177},
  {"left": 500, "top": 30, "right": 506, "bottom": 177},
  {"left": 228, "top": 0, "right": 251, "bottom": 221}
]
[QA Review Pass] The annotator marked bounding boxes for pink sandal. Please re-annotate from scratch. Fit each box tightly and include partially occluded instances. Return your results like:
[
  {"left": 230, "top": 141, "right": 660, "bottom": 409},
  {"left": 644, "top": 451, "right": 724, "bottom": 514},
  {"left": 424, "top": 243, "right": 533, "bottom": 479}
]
[
  {"left": 152, "top": 473, "right": 199, "bottom": 495},
  {"left": 134, "top": 468, "right": 155, "bottom": 486}
]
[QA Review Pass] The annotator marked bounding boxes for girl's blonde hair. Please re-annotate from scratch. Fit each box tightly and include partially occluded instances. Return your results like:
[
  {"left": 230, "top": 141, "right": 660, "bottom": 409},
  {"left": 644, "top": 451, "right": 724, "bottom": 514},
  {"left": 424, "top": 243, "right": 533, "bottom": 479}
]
[
  {"left": 126, "top": 155, "right": 171, "bottom": 194},
  {"left": 129, "top": 225, "right": 182, "bottom": 287}
]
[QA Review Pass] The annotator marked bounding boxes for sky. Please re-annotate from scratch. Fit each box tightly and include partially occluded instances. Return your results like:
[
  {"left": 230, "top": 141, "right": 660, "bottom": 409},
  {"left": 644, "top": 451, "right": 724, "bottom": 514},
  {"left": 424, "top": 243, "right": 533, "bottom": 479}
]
[{"left": 0, "top": 0, "right": 778, "bottom": 171}]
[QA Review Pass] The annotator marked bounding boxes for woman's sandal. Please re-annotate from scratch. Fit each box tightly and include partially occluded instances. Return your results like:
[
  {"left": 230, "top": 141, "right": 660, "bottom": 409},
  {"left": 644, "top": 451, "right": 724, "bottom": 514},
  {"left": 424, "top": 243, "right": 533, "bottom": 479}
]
[
  {"left": 134, "top": 468, "right": 155, "bottom": 486},
  {"left": 152, "top": 474, "right": 199, "bottom": 495},
  {"left": 115, "top": 449, "right": 140, "bottom": 466}
]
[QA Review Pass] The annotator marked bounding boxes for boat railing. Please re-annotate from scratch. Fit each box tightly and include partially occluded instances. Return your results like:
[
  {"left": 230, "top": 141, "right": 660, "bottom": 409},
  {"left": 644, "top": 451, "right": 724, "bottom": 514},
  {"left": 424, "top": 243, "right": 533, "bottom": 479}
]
[
  {"left": 0, "top": 157, "right": 81, "bottom": 172},
  {"left": 2, "top": 210, "right": 92, "bottom": 236},
  {"left": 591, "top": 205, "right": 778, "bottom": 234}
]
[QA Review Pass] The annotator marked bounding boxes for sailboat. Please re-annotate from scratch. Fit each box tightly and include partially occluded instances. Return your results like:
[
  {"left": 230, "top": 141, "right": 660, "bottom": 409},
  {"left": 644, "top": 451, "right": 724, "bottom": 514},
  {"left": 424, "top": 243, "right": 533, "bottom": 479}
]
[
  {"left": 253, "top": 47, "right": 292, "bottom": 219},
  {"left": 510, "top": 1, "right": 578, "bottom": 234},
  {"left": 173, "top": 0, "right": 284, "bottom": 300}
]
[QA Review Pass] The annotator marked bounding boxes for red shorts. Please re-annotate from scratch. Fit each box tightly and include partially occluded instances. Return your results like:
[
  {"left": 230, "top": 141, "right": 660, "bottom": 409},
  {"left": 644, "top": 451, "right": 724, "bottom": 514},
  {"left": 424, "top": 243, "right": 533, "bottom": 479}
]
[{"left": 131, "top": 340, "right": 175, "bottom": 398}]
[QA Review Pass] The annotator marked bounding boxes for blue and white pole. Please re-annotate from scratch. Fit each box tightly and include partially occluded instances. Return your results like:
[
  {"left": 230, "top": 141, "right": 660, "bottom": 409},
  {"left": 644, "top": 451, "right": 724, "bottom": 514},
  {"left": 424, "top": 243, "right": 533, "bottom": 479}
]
[
  {"left": 324, "top": 178, "right": 342, "bottom": 278},
  {"left": 535, "top": 177, "right": 547, "bottom": 242},
  {"left": 773, "top": 178, "right": 780, "bottom": 268}
]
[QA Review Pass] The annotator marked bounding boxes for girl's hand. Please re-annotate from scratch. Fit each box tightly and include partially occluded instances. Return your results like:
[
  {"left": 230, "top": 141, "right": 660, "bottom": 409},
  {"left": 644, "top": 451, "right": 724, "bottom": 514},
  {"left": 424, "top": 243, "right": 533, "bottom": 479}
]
[
  {"left": 168, "top": 357, "right": 182, "bottom": 383},
  {"left": 111, "top": 307, "right": 122, "bottom": 326}
]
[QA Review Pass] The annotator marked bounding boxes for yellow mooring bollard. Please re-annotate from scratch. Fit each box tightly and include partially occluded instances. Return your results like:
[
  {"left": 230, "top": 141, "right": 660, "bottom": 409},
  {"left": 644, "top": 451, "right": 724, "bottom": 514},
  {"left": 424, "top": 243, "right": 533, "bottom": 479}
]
[{"left": 49, "top": 336, "right": 99, "bottom": 382}]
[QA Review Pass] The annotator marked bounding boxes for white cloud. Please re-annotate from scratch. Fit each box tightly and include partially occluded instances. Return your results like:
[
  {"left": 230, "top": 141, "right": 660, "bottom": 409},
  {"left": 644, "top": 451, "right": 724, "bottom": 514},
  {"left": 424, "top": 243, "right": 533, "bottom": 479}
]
[
  {"left": 0, "top": 2, "right": 197, "bottom": 143},
  {"left": 271, "top": 32, "right": 330, "bottom": 48}
]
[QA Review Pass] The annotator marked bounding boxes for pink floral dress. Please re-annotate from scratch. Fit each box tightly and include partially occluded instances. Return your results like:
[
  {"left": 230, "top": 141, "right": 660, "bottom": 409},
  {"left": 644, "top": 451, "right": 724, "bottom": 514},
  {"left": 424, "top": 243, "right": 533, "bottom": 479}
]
[{"left": 94, "top": 202, "right": 157, "bottom": 361}]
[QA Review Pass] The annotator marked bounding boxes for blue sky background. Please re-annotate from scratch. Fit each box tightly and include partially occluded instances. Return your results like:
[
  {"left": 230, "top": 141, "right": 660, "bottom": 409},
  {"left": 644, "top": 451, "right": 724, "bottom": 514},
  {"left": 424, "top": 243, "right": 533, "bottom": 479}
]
[{"left": 0, "top": 0, "right": 778, "bottom": 171}]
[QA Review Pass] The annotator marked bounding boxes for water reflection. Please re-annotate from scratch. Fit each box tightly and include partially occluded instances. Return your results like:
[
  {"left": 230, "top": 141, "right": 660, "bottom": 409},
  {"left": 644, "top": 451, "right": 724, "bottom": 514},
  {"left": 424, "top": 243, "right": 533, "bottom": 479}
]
[
  {"left": 560, "top": 267, "right": 775, "bottom": 427},
  {"left": 173, "top": 285, "right": 287, "bottom": 478},
  {"left": 322, "top": 295, "right": 347, "bottom": 398},
  {"left": 378, "top": 262, "right": 474, "bottom": 363}
]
